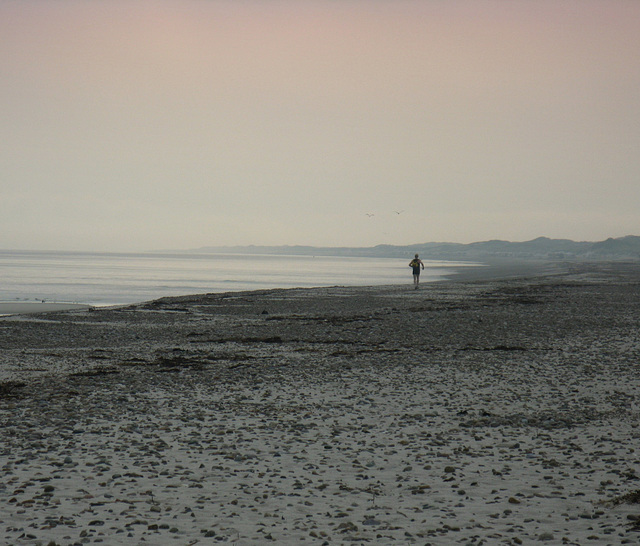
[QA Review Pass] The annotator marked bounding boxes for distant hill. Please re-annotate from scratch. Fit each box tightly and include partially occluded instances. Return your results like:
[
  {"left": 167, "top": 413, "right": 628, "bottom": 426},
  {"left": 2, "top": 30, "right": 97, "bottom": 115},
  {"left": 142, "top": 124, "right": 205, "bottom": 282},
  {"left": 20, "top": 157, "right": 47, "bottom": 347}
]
[{"left": 191, "top": 236, "right": 640, "bottom": 261}]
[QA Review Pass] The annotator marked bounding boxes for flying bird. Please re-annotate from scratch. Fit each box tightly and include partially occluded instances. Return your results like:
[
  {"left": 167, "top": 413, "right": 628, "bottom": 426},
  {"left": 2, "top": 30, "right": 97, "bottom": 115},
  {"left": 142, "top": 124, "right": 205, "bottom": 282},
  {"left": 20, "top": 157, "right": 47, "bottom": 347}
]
[
  {"left": 394, "top": 210, "right": 405, "bottom": 215},
  {"left": 365, "top": 213, "right": 374, "bottom": 217}
]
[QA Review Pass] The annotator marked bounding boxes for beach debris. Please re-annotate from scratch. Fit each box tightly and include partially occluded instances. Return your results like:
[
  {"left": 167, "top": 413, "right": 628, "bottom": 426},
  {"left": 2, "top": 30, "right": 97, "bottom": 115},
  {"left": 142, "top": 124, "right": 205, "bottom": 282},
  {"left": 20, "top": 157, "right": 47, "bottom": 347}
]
[
  {"left": 0, "top": 381, "right": 26, "bottom": 397},
  {"left": 70, "top": 366, "right": 120, "bottom": 377},
  {"left": 604, "top": 489, "right": 640, "bottom": 507}
]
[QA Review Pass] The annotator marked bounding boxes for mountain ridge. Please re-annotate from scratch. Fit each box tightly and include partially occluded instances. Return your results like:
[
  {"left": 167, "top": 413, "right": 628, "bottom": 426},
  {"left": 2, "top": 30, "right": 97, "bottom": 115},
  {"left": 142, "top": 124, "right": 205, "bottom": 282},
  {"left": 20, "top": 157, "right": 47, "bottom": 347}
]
[{"left": 190, "top": 235, "right": 640, "bottom": 261}]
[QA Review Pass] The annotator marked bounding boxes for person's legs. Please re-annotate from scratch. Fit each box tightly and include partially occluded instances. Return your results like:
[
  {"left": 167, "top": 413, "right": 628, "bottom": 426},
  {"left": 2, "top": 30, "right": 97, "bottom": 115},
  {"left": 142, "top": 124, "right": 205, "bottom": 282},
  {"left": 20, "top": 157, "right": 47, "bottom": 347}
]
[{"left": 413, "top": 273, "right": 419, "bottom": 288}]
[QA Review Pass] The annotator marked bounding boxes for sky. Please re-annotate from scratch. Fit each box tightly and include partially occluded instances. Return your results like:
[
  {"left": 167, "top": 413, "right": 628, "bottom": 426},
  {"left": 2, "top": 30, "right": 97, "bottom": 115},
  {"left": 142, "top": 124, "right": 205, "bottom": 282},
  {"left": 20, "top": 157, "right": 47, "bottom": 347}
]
[{"left": 1, "top": 0, "right": 639, "bottom": 252}]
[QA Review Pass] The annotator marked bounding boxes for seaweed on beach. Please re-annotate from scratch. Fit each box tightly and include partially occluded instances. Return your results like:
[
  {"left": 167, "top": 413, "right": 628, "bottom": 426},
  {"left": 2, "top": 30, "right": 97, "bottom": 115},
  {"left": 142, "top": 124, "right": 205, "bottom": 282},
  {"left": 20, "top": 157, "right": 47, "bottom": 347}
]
[
  {"left": 153, "top": 355, "right": 206, "bottom": 370},
  {"left": 605, "top": 489, "right": 640, "bottom": 507},
  {"left": 70, "top": 366, "right": 120, "bottom": 377},
  {"left": 0, "top": 381, "right": 27, "bottom": 398},
  {"left": 459, "top": 344, "right": 529, "bottom": 352}
]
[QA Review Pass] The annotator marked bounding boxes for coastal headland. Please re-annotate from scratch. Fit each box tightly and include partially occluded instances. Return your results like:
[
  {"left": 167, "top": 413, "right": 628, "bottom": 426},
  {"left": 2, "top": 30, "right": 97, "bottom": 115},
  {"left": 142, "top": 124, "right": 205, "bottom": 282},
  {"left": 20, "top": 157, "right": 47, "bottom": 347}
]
[{"left": 1, "top": 261, "right": 639, "bottom": 544}]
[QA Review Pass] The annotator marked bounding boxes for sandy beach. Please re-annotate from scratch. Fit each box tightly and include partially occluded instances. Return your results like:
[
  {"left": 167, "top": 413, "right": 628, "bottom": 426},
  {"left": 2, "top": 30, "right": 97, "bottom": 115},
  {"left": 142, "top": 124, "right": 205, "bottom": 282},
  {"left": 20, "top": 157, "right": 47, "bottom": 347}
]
[{"left": 1, "top": 261, "right": 639, "bottom": 545}]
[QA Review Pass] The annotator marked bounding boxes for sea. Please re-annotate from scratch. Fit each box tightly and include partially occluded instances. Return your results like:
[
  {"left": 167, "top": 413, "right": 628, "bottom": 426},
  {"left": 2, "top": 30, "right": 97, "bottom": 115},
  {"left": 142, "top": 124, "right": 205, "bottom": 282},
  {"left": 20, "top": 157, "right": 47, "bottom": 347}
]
[{"left": 0, "top": 250, "right": 477, "bottom": 307}]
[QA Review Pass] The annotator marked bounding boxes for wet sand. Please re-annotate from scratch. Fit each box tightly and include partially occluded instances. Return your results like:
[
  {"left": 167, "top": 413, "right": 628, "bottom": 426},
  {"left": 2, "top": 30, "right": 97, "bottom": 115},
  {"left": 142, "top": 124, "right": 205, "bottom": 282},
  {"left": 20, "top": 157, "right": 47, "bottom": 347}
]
[
  {"left": 1, "top": 261, "right": 639, "bottom": 545},
  {"left": 0, "top": 303, "right": 92, "bottom": 317}
]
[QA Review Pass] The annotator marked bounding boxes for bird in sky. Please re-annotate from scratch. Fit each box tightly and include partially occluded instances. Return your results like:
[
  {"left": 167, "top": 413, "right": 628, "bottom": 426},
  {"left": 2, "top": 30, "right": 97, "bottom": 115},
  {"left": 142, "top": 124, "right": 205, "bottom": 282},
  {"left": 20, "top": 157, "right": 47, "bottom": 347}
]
[
  {"left": 394, "top": 210, "right": 405, "bottom": 215},
  {"left": 365, "top": 213, "right": 374, "bottom": 217}
]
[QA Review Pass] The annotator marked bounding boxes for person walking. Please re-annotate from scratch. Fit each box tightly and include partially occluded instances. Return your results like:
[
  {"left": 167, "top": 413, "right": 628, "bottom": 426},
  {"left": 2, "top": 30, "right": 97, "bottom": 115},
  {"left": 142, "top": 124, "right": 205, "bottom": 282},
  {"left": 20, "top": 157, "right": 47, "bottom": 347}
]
[{"left": 409, "top": 254, "right": 425, "bottom": 289}]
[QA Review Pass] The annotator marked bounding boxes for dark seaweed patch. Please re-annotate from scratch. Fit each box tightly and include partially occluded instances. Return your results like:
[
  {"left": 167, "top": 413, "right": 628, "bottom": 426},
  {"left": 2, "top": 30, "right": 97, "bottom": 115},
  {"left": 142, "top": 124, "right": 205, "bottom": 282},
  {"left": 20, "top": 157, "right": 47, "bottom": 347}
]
[{"left": 0, "top": 381, "right": 27, "bottom": 398}]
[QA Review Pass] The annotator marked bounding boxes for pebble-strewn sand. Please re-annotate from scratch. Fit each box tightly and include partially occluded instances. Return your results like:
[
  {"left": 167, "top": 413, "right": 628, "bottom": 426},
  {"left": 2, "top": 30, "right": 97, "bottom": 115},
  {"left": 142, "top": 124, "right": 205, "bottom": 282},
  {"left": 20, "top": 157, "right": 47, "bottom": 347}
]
[{"left": 1, "top": 262, "right": 639, "bottom": 545}]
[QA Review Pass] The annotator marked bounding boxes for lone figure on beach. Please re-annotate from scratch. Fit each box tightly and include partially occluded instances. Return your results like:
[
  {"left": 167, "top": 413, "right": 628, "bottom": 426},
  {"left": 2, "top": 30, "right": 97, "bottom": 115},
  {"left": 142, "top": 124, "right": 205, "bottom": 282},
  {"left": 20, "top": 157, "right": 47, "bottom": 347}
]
[{"left": 409, "top": 254, "right": 425, "bottom": 289}]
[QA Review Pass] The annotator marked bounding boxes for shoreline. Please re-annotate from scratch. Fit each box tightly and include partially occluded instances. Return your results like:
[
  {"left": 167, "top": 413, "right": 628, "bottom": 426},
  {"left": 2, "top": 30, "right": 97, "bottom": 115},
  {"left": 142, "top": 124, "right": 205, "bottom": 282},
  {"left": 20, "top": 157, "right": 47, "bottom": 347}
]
[
  {"left": 0, "top": 258, "right": 568, "bottom": 317},
  {"left": 0, "top": 301, "right": 93, "bottom": 316},
  {"left": 1, "top": 261, "right": 639, "bottom": 544},
  {"left": 438, "top": 257, "right": 571, "bottom": 282}
]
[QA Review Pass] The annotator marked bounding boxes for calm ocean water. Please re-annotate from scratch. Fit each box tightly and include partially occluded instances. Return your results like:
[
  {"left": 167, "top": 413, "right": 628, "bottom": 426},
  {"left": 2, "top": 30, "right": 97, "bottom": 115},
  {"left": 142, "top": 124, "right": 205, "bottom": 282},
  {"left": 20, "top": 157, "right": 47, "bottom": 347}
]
[{"left": 0, "top": 250, "right": 474, "bottom": 306}]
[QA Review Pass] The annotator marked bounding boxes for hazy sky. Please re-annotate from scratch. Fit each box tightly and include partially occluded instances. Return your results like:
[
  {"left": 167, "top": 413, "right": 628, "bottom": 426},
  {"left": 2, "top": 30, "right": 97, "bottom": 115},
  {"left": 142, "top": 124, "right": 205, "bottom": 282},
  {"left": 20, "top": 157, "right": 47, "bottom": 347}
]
[{"left": 2, "top": 0, "right": 639, "bottom": 252}]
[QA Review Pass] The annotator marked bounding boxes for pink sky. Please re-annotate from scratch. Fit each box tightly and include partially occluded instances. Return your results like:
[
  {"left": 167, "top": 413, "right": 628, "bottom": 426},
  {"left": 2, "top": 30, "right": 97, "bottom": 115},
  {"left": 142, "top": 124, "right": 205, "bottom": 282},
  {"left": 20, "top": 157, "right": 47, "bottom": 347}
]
[{"left": 1, "top": 0, "right": 639, "bottom": 251}]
